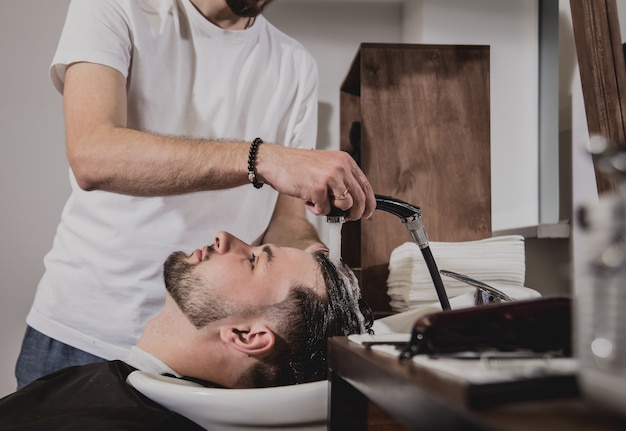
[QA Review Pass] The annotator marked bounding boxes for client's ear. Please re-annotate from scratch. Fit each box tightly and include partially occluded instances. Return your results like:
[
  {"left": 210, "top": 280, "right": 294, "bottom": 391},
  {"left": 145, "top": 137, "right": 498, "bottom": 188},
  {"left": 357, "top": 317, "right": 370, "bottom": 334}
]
[{"left": 220, "top": 323, "right": 275, "bottom": 356}]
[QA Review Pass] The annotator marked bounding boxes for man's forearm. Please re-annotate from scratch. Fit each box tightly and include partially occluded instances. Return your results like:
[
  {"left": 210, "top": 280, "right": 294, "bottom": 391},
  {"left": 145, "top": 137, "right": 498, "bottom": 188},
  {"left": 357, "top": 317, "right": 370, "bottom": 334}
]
[
  {"left": 262, "top": 194, "right": 324, "bottom": 250},
  {"left": 263, "top": 219, "right": 323, "bottom": 250},
  {"left": 69, "top": 126, "right": 253, "bottom": 196},
  {"left": 64, "top": 62, "right": 256, "bottom": 196}
]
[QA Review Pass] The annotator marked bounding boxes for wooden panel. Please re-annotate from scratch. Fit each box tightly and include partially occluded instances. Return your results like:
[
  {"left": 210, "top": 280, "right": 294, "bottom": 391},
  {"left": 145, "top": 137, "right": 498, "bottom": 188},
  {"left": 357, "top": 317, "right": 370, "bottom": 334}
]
[
  {"left": 339, "top": 87, "right": 362, "bottom": 271},
  {"left": 340, "top": 43, "right": 491, "bottom": 312},
  {"left": 570, "top": 0, "right": 626, "bottom": 194}
]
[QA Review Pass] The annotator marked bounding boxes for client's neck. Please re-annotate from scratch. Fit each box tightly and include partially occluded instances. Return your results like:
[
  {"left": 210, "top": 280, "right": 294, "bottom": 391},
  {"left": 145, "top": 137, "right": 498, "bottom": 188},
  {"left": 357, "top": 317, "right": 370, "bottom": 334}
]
[{"left": 134, "top": 296, "right": 244, "bottom": 388}]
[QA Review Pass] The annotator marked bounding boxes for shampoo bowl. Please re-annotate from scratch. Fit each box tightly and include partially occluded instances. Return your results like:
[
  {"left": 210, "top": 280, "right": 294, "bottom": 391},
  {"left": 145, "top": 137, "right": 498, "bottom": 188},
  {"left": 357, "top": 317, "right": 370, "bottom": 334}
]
[{"left": 127, "top": 371, "right": 328, "bottom": 431}]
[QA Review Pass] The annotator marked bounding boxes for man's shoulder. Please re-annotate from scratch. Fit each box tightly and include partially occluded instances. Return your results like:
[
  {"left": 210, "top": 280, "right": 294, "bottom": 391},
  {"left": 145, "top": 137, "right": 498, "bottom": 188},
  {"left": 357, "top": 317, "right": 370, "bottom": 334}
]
[{"left": 262, "top": 16, "right": 316, "bottom": 63}]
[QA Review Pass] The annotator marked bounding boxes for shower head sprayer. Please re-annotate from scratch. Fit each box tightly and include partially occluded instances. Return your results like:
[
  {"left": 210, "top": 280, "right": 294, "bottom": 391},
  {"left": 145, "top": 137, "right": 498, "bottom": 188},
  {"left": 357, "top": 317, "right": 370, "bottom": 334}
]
[
  {"left": 375, "top": 195, "right": 450, "bottom": 310},
  {"left": 326, "top": 195, "right": 429, "bottom": 248},
  {"left": 374, "top": 194, "right": 420, "bottom": 219},
  {"left": 326, "top": 206, "right": 347, "bottom": 224},
  {"left": 324, "top": 194, "right": 450, "bottom": 310},
  {"left": 326, "top": 194, "right": 421, "bottom": 222},
  {"left": 373, "top": 195, "right": 429, "bottom": 249},
  {"left": 372, "top": 194, "right": 449, "bottom": 309}
]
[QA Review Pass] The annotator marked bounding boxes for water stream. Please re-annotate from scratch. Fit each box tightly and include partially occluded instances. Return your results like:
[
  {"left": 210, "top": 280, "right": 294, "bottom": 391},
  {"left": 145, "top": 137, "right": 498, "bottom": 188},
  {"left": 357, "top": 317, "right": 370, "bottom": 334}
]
[{"left": 326, "top": 222, "right": 343, "bottom": 264}]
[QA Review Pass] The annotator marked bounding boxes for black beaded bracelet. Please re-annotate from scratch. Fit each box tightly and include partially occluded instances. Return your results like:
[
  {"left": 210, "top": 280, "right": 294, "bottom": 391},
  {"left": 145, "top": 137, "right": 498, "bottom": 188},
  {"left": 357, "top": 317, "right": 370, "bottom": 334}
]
[{"left": 247, "top": 137, "right": 264, "bottom": 189}]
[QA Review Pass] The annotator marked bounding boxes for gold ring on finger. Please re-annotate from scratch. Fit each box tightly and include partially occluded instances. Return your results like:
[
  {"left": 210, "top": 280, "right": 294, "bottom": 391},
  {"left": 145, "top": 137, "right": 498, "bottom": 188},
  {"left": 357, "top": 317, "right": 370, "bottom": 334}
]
[{"left": 335, "top": 189, "right": 349, "bottom": 200}]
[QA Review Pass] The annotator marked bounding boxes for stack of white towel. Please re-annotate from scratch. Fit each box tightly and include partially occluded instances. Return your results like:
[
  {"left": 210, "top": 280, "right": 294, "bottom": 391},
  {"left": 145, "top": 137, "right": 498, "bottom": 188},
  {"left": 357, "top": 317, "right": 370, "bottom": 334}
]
[{"left": 387, "top": 235, "right": 526, "bottom": 312}]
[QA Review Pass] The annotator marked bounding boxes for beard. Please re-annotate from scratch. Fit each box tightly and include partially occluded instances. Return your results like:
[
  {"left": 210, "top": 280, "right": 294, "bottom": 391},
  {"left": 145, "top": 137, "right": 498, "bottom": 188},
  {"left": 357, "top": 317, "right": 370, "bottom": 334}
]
[
  {"left": 163, "top": 251, "right": 234, "bottom": 328},
  {"left": 225, "top": 0, "right": 272, "bottom": 18}
]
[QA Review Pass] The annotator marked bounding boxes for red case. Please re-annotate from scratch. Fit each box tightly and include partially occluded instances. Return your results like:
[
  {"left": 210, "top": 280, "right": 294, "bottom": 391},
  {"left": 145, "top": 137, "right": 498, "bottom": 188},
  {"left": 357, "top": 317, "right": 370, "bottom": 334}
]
[{"left": 401, "top": 297, "right": 571, "bottom": 359}]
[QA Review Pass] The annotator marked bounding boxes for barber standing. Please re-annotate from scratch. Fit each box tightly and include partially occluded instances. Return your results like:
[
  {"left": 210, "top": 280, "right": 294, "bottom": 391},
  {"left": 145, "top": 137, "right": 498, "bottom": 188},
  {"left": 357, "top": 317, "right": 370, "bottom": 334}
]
[{"left": 15, "top": 0, "right": 375, "bottom": 389}]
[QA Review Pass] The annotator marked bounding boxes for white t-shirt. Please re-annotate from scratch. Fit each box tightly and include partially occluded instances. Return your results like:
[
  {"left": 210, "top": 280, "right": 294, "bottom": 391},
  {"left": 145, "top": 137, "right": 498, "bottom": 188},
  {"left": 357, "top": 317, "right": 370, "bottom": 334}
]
[{"left": 27, "top": 0, "right": 318, "bottom": 360}]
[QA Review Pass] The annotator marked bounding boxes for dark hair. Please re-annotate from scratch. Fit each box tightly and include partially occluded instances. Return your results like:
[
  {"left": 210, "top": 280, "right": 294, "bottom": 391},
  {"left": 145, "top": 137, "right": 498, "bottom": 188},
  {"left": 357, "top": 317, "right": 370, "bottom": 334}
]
[{"left": 236, "top": 252, "right": 373, "bottom": 388}]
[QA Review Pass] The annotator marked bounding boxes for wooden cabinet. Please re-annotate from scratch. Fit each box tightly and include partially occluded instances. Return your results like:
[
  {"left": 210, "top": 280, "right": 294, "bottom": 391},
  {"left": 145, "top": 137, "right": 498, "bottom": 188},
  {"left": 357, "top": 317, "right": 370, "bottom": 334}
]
[{"left": 340, "top": 43, "right": 492, "bottom": 312}]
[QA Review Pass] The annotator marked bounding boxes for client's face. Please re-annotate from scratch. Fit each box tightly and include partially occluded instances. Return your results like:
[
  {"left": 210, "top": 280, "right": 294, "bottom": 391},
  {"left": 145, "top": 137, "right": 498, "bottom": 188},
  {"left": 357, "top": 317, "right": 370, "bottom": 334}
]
[{"left": 163, "top": 231, "right": 326, "bottom": 327}]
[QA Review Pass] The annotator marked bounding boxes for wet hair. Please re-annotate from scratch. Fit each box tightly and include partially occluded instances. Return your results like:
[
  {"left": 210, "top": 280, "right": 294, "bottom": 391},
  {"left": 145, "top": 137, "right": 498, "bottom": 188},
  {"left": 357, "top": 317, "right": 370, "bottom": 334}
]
[{"left": 236, "top": 251, "right": 373, "bottom": 388}]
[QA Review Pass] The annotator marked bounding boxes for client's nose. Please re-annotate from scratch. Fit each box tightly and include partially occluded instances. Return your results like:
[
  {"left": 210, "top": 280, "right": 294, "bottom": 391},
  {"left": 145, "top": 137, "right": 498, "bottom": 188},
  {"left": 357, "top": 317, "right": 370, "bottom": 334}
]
[{"left": 213, "top": 231, "right": 248, "bottom": 255}]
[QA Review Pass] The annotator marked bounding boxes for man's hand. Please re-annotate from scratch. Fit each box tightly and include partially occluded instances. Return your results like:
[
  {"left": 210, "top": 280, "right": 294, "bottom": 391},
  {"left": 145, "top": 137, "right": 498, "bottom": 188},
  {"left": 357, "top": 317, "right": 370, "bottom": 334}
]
[{"left": 256, "top": 145, "right": 375, "bottom": 221}]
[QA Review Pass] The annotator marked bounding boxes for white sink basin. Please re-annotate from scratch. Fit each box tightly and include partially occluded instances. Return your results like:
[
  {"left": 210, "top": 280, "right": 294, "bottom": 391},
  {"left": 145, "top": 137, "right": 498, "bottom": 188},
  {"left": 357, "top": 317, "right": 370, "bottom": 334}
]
[{"left": 127, "top": 371, "right": 328, "bottom": 431}]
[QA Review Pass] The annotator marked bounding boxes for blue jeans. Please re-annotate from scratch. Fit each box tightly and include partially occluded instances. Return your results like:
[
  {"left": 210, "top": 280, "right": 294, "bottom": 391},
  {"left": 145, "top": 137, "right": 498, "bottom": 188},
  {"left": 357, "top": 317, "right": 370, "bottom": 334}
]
[{"left": 15, "top": 326, "right": 105, "bottom": 390}]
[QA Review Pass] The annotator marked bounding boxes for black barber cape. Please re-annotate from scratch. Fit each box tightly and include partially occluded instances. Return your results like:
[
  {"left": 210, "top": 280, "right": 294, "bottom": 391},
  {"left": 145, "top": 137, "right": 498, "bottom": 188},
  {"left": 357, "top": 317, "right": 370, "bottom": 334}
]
[{"left": 0, "top": 360, "right": 205, "bottom": 430}]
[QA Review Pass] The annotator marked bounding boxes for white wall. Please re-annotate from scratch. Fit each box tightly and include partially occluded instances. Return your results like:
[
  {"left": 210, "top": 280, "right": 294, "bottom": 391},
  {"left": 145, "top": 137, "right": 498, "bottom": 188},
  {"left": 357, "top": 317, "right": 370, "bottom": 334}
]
[{"left": 0, "top": 0, "right": 71, "bottom": 397}]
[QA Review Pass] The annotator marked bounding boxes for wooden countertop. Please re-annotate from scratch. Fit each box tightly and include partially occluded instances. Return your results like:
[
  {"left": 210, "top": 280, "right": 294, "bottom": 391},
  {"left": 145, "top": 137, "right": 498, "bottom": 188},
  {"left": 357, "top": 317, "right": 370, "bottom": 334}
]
[{"left": 327, "top": 336, "right": 626, "bottom": 431}]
